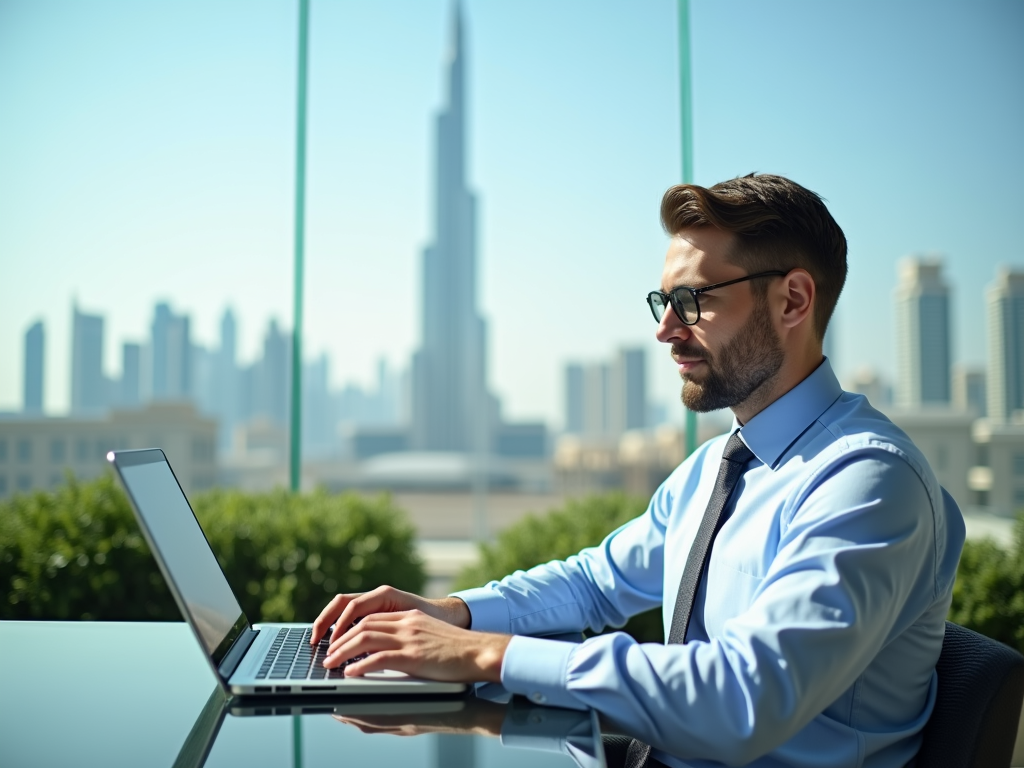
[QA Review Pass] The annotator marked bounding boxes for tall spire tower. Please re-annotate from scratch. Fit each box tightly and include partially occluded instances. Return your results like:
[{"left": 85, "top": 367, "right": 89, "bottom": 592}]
[{"left": 411, "top": 3, "right": 491, "bottom": 451}]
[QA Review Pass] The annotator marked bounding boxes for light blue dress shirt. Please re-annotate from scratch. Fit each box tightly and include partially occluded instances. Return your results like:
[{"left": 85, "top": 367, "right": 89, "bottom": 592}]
[{"left": 453, "top": 360, "right": 965, "bottom": 768}]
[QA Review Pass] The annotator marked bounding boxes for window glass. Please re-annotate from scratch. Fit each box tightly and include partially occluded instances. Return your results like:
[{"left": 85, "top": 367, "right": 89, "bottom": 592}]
[
  {"left": 50, "top": 439, "right": 66, "bottom": 463},
  {"left": 1014, "top": 453, "right": 1024, "bottom": 476}
]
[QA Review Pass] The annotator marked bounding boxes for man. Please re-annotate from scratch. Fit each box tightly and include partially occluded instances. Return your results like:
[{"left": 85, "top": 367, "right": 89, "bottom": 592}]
[{"left": 311, "top": 174, "right": 964, "bottom": 767}]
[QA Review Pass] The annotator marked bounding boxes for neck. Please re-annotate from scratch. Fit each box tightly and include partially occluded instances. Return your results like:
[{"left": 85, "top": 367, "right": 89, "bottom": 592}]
[{"left": 732, "top": 347, "right": 824, "bottom": 424}]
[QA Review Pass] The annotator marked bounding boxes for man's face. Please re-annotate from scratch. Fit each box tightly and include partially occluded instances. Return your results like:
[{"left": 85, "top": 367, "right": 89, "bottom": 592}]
[{"left": 656, "top": 228, "right": 784, "bottom": 414}]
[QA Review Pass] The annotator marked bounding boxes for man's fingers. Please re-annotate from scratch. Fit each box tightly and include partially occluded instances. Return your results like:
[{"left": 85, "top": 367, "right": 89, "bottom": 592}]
[
  {"left": 344, "top": 650, "right": 405, "bottom": 677},
  {"left": 331, "top": 585, "right": 394, "bottom": 643},
  {"left": 311, "top": 593, "right": 356, "bottom": 645},
  {"left": 327, "top": 610, "right": 413, "bottom": 657},
  {"left": 324, "top": 630, "right": 400, "bottom": 668}
]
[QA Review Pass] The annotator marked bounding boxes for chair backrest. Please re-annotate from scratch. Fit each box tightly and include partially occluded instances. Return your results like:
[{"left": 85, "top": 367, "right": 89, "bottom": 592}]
[{"left": 917, "top": 621, "right": 1024, "bottom": 768}]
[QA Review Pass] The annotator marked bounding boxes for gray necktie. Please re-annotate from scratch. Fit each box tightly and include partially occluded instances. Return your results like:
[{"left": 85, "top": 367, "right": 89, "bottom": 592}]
[{"left": 624, "top": 431, "right": 755, "bottom": 768}]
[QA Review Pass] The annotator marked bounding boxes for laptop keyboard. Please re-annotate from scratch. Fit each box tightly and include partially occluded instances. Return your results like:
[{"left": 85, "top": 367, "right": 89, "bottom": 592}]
[{"left": 256, "top": 627, "right": 358, "bottom": 680}]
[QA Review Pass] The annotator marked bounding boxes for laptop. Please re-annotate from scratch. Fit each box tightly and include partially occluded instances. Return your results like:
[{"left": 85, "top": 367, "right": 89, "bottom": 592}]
[{"left": 108, "top": 448, "right": 466, "bottom": 697}]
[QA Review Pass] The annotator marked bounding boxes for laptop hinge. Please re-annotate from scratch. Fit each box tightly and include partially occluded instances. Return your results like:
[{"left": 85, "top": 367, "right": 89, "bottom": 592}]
[{"left": 218, "top": 628, "right": 259, "bottom": 680}]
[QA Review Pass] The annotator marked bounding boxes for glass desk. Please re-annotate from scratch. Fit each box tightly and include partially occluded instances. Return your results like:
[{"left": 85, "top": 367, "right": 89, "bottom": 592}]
[{"left": 0, "top": 621, "right": 607, "bottom": 768}]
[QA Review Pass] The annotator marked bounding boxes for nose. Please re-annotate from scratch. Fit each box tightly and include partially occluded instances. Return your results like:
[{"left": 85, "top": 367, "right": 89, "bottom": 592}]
[{"left": 655, "top": 304, "right": 692, "bottom": 345}]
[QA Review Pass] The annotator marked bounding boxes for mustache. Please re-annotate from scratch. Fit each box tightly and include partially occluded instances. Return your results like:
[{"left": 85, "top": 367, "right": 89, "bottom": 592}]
[{"left": 670, "top": 343, "right": 708, "bottom": 360}]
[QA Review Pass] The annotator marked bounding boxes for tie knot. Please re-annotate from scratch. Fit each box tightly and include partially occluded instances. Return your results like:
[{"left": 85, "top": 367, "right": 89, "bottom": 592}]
[{"left": 723, "top": 431, "right": 754, "bottom": 465}]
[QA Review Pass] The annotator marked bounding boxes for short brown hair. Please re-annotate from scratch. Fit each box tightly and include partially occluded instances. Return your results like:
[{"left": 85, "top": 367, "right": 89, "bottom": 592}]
[{"left": 660, "top": 173, "right": 847, "bottom": 341}]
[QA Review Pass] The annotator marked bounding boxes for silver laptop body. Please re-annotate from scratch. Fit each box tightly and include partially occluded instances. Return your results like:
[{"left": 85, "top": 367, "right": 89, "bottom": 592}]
[{"left": 108, "top": 448, "right": 465, "bottom": 697}]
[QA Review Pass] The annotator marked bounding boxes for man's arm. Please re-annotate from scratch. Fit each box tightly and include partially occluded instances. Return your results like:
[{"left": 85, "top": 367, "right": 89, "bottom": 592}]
[
  {"left": 307, "top": 467, "right": 679, "bottom": 679},
  {"left": 494, "top": 453, "right": 949, "bottom": 765}
]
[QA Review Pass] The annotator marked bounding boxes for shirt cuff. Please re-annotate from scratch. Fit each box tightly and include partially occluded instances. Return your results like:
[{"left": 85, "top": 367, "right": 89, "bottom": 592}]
[
  {"left": 500, "top": 635, "right": 586, "bottom": 711},
  {"left": 449, "top": 586, "right": 511, "bottom": 633},
  {"left": 500, "top": 702, "right": 591, "bottom": 753}
]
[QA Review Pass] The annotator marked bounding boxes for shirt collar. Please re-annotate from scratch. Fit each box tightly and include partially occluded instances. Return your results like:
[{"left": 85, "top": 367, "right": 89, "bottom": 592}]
[{"left": 732, "top": 357, "right": 843, "bottom": 469}]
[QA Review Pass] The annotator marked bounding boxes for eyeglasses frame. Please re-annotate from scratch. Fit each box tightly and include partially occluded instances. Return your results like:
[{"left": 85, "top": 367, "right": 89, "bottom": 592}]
[{"left": 647, "top": 269, "right": 790, "bottom": 325}]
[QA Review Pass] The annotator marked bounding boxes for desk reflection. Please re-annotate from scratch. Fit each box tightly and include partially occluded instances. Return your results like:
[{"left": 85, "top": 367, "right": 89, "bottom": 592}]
[{"left": 174, "top": 685, "right": 606, "bottom": 768}]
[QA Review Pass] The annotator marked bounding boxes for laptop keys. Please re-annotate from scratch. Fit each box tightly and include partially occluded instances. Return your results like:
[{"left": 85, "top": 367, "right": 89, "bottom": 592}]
[{"left": 255, "top": 626, "right": 366, "bottom": 681}]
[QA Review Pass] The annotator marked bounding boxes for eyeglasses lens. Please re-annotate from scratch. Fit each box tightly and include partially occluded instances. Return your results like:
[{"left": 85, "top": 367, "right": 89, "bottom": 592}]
[
  {"left": 674, "top": 289, "right": 698, "bottom": 324},
  {"left": 649, "top": 293, "right": 668, "bottom": 321}
]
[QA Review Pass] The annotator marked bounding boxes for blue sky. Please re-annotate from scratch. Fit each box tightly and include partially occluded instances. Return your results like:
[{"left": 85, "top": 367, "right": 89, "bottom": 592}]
[{"left": 1, "top": 0, "right": 1022, "bottom": 425}]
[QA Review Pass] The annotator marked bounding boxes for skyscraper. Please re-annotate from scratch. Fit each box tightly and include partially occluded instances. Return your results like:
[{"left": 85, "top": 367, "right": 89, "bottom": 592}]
[
  {"left": 120, "top": 342, "right": 141, "bottom": 407},
  {"left": 581, "top": 363, "right": 611, "bottom": 436},
  {"left": 23, "top": 320, "right": 44, "bottom": 414},
  {"left": 564, "top": 348, "right": 647, "bottom": 437},
  {"left": 70, "top": 303, "right": 107, "bottom": 414},
  {"left": 609, "top": 347, "right": 647, "bottom": 434},
  {"left": 149, "top": 302, "right": 192, "bottom": 401},
  {"left": 986, "top": 267, "right": 1024, "bottom": 423},
  {"left": 411, "top": 5, "right": 492, "bottom": 452},
  {"left": 894, "top": 257, "right": 951, "bottom": 408},
  {"left": 564, "top": 363, "right": 585, "bottom": 433},
  {"left": 213, "top": 309, "right": 240, "bottom": 450},
  {"left": 252, "top": 318, "right": 289, "bottom": 426}
]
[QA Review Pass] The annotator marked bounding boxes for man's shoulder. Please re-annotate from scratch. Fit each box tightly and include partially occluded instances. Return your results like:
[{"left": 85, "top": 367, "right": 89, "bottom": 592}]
[{"left": 808, "top": 391, "right": 933, "bottom": 479}]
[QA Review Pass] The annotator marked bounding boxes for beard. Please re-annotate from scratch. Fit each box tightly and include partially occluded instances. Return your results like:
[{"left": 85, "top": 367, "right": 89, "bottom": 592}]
[{"left": 674, "top": 294, "right": 784, "bottom": 413}]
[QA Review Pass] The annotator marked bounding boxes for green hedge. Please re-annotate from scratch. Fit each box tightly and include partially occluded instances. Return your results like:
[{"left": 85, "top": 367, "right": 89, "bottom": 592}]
[
  {"left": 948, "top": 518, "right": 1024, "bottom": 653},
  {"left": 0, "top": 474, "right": 425, "bottom": 623},
  {"left": 454, "top": 493, "right": 665, "bottom": 642},
  {"left": 456, "top": 494, "right": 1024, "bottom": 652}
]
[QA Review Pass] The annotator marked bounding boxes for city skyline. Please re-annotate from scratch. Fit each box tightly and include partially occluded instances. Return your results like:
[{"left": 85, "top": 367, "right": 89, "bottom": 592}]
[{"left": 2, "top": 0, "right": 1022, "bottom": 425}]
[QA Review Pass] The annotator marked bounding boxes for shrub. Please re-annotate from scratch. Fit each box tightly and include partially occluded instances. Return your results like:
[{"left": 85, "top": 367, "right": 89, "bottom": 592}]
[
  {"left": 0, "top": 474, "right": 425, "bottom": 623},
  {"left": 948, "top": 516, "right": 1024, "bottom": 654},
  {"left": 191, "top": 487, "right": 425, "bottom": 623},
  {"left": 454, "top": 493, "right": 664, "bottom": 642},
  {"left": 0, "top": 473, "right": 178, "bottom": 620}
]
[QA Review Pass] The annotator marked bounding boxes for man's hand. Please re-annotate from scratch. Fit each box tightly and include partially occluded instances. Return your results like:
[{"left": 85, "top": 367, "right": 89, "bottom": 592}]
[
  {"left": 310, "top": 585, "right": 471, "bottom": 646},
  {"left": 324, "top": 608, "right": 510, "bottom": 684},
  {"left": 333, "top": 699, "right": 507, "bottom": 738}
]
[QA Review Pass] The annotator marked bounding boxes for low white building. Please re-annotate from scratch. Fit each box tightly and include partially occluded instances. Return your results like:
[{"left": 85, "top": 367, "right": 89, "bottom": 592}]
[
  {"left": 0, "top": 402, "right": 217, "bottom": 499},
  {"left": 969, "top": 419, "right": 1024, "bottom": 518}
]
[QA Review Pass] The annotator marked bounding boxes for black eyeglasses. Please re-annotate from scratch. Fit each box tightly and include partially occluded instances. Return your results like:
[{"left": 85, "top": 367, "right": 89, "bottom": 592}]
[{"left": 647, "top": 270, "right": 789, "bottom": 325}]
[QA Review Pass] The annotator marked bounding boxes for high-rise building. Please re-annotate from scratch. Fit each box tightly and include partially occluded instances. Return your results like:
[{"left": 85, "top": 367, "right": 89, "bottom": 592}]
[
  {"left": 894, "top": 257, "right": 951, "bottom": 407},
  {"left": 849, "top": 367, "right": 892, "bottom": 408},
  {"left": 410, "top": 6, "right": 493, "bottom": 452},
  {"left": 952, "top": 365, "right": 986, "bottom": 417},
  {"left": 986, "top": 267, "right": 1024, "bottom": 423},
  {"left": 609, "top": 347, "right": 647, "bottom": 434},
  {"left": 149, "top": 302, "right": 192, "bottom": 401},
  {"left": 70, "top": 303, "right": 107, "bottom": 415},
  {"left": 23, "top": 320, "right": 44, "bottom": 414},
  {"left": 213, "top": 309, "right": 240, "bottom": 450},
  {"left": 251, "top": 318, "right": 289, "bottom": 425},
  {"left": 564, "top": 364, "right": 585, "bottom": 433},
  {"left": 564, "top": 348, "right": 647, "bottom": 437},
  {"left": 582, "top": 363, "right": 611, "bottom": 436},
  {"left": 303, "top": 353, "right": 336, "bottom": 458},
  {"left": 120, "top": 343, "right": 141, "bottom": 407}
]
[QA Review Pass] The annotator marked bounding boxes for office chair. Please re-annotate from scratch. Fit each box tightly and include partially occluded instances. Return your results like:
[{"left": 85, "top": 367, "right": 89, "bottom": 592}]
[{"left": 917, "top": 621, "right": 1024, "bottom": 768}]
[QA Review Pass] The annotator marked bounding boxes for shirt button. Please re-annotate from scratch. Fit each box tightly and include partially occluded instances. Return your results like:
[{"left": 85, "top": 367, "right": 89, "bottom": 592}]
[{"left": 531, "top": 692, "right": 546, "bottom": 703}]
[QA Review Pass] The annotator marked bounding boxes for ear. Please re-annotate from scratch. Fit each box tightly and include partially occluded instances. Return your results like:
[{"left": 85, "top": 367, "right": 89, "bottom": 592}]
[{"left": 777, "top": 269, "right": 815, "bottom": 331}]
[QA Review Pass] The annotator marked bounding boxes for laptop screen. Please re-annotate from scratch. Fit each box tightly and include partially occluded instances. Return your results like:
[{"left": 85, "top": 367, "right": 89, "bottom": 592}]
[{"left": 113, "top": 451, "right": 246, "bottom": 662}]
